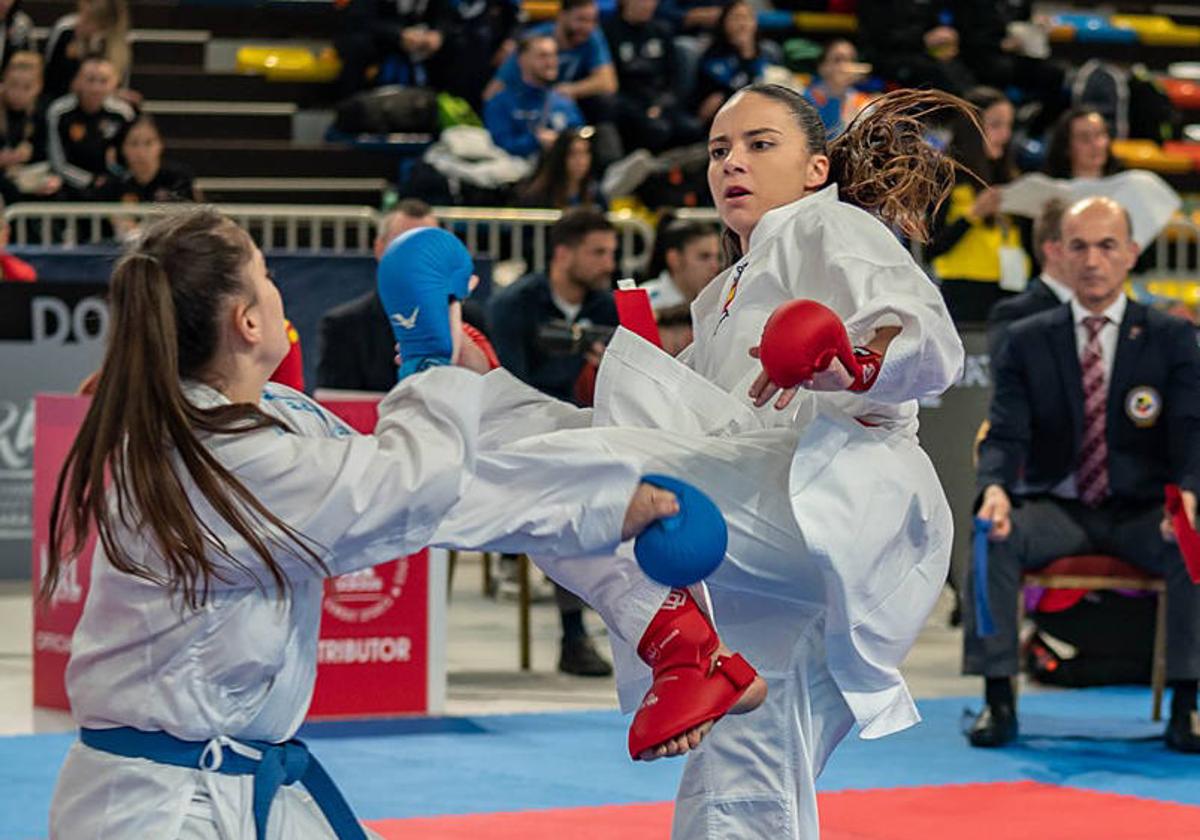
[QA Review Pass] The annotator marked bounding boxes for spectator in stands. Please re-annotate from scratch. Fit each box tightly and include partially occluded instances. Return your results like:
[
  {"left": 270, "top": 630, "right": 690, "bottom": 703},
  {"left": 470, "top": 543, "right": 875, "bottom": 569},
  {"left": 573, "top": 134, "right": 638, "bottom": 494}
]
[
  {"left": 603, "top": 0, "right": 703, "bottom": 154},
  {"left": 928, "top": 86, "right": 1026, "bottom": 323},
  {"left": 965, "top": 196, "right": 1200, "bottom": 754},
  {"left": 46, "top": 56, "right": 135, "bottom": 198},
  {"left": 951, "top": 0, "right": 1067, "bottom": 135},
  {"left": 654, "top": 0, "right": 722, "bottom": 33},
  {"left": 803, "top": 38, "right": 871, "bottom": 138},
  {"left": 43, "top": 0, "right": 131, "bottom": 103},
  {"left": 488, "top": 207, "right": 619, "bottom": 677},
  {"left": 430, "top": 0, "right": 520, "bottom": 111},
  {"left": 0, "top": 51, "right": 59, "bottom": 202},
  {"left": 986, "top": 197, "right": 1072, "bottom": 361},
  {"left": 640, "top": 216, "right": 719, "bottom": 355},
  {"left": 857, "top": 0, "right": 976, "bottom": 96},
  {"left": 0, "top": 0, "right": 33, "bottom": 72},
  {"left": 641, "top": 215, "right": 719, "bottom": 310},
  {"left": 485, "top": 0, "right": 623, "bottom": 167},
  {"left": 517, "top": 125, "right": 605, "bottom": 209},
  {"left": 486, "top": 0, "right": 616, "bottom": 108},
  {"left": 104, "top": 115, "right": 197, "bottom": 204},
  {"left": 483, "top": 34, "right": 584, "bottom": 159},
  {"left": 100, "top": 114, "right": 197, "bottom": 239},
  {"left": 317, "top": 199, "right": 439, "bottom": 393},
  {"left": 692, "top": 0, "right": 766, "bottom": 124},
  {"left": 1044, "top": 106, "right": 1122, "bottom": 180},
  {"left": 335, "top": 0, "right": 451, "bottom": 97}
]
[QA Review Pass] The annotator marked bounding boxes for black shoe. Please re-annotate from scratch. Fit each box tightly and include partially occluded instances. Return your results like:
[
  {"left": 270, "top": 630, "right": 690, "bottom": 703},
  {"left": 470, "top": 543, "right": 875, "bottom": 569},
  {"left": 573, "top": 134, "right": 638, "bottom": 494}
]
[
  {"left": 1166, "top": 710, "right": 1200, "bottom": 753},
  {"left": 558, "top": 636, "right": 613, "bottom": 677},
  {"left": 967, "top": 704, "right": 1018, "bottom": 748}
]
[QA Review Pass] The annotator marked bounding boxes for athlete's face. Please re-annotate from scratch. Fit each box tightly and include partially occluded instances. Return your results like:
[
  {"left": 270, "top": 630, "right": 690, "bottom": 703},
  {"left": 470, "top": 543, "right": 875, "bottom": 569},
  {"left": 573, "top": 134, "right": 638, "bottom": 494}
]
[{"left": 708, "top": 92, "right": 829, "bottom": 248}]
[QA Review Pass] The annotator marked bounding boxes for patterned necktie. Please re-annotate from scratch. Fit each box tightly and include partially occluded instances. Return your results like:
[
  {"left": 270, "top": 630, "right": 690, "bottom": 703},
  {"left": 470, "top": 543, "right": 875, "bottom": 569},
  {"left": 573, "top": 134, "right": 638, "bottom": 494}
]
[{"left": 1076, "top": 315, "right": 1110, "bottom": 506}]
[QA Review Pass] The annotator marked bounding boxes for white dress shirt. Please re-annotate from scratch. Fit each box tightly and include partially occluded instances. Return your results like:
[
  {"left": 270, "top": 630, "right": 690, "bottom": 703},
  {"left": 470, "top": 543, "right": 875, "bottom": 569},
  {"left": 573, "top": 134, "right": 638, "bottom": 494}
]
[{"left": 1040, "top": 272, "right": 1073, "bottom": 304}]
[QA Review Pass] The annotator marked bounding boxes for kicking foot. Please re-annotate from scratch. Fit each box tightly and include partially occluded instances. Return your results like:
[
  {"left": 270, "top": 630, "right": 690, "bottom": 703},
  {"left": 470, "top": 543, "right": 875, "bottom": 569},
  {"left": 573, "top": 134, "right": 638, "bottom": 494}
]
[
  {"left": 636, "top": 644, "right": 767, "bottom": 761},
  {"left": 628, "top": 590, "right": 766, "bottom": 761}
]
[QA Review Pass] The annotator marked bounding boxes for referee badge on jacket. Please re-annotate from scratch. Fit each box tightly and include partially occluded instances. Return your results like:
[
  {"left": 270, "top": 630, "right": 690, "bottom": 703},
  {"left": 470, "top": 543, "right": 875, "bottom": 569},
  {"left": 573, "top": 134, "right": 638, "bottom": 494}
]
[{"left": 1125, "top": 386, "right": 1162, "bottom": 427}]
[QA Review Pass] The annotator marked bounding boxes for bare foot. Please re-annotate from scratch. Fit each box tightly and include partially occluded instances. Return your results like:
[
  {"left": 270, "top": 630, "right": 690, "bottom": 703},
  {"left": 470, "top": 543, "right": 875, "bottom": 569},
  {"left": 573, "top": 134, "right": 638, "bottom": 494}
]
[
  {"left": 621, "top": 482, "right": 681, "bottom": 541},
  {"left": 636, "top": 645, "right": 768, "bottom": 761}
]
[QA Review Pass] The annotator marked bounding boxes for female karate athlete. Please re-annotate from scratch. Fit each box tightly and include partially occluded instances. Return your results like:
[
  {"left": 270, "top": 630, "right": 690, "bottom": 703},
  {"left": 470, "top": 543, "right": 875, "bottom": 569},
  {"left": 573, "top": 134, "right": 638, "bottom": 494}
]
[
  {"left": 431, "top": 84, "right": 970, "bottom": 838},
  {"left": 42, "top": 208, "right": 746, "bottom": 839}
]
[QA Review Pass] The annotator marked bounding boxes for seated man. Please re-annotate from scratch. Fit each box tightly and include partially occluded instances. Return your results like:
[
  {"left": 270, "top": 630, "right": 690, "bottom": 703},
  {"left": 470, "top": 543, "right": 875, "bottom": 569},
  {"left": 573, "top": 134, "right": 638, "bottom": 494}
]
[
  {"left": 640, "top": 218, "right": 719, "bottom": 355},
  {"left": 965, "top": 196, "right": 1200, "bottom": 753},
  {"left": 317, "top": 199, "right": 440, "bottom": 393},
  {"left": 485, "top": 0, "right": 622, "bottom": 166},
  {"left": 335, "top": 0, "right": 451, "bottom": 95},
  {"left": 985, "top": 198, "right": 1073, "bottom": 361},
  {"left": 603, "top": 0, "right": 703, "bottom": 153},
  {"left": 489, "top": 207, "right": 620, "bottom": 675},
  {"left": 483, "top": 34, "right": 584, "bottom": 159}
]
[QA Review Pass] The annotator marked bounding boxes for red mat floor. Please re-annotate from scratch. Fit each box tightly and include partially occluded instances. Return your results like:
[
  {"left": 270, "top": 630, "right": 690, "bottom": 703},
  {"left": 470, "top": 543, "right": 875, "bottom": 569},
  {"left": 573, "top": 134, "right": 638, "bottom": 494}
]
[{"left": 368, "top": 782, "right": 1200, "bottom": 839}]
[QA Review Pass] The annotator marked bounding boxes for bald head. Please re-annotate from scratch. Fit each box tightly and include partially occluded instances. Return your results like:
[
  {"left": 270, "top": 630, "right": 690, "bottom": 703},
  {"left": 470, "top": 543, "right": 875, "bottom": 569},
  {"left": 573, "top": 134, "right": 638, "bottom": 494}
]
[
  {"left": 1062, "top": 196, "right": 1139, "bottom": 313},
  {"left": 374, "top": 205, "right": 438, "bottom": 260}
]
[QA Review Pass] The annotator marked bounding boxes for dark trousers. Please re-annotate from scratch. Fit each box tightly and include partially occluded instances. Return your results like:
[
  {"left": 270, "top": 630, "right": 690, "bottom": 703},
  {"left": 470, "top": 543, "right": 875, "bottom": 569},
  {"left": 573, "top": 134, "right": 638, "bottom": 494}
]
[{"left": 962, "top": 496, "right": 1200, "bottom": 681}]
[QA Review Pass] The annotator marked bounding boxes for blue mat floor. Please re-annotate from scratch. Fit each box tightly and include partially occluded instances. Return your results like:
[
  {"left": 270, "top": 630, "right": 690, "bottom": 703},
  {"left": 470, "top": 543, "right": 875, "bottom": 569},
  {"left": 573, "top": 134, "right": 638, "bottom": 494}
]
[{"left": 1, "top": 687, "right": 1196, "bottom": 839}]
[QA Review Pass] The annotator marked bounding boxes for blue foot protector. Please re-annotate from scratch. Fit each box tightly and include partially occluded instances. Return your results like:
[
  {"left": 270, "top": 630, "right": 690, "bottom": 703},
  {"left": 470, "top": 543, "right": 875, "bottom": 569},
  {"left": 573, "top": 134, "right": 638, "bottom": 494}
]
[
  {"left": 377, "top": 227, "right": 474, "bottom": 381},
  {"left": 634, "top": 474, "right": 728, "bottom": 587}
]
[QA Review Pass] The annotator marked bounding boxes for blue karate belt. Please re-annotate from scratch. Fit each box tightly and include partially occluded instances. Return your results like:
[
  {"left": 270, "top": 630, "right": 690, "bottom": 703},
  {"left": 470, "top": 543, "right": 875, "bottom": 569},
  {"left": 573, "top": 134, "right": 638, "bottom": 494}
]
[
  {"left": 80, "top": 726, "right": 367, "bottom": 840},
  {"left": 972, "top": 516, "right": 996, "bottom": 637}
]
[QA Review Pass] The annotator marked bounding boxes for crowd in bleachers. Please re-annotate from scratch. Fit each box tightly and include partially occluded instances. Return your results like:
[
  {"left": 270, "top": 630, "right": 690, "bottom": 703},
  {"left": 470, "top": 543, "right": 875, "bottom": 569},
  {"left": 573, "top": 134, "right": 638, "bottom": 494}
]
[
  {"left": 0, "top": 0, "right": 199, "bottom": 219},
  {"left": 324, "top": 0, "right": 1195, "bottom": 321}
]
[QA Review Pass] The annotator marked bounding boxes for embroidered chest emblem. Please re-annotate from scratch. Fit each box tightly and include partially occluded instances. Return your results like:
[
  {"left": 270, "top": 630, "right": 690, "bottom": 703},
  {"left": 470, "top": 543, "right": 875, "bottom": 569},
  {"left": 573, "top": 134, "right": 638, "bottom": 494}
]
[{"left": 715, "top": 258, "right": 750, "bottom": 334}]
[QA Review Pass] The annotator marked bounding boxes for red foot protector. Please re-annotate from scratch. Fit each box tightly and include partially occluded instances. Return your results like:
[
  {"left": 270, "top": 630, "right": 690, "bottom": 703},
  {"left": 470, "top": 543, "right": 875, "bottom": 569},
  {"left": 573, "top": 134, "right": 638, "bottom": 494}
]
[
  {"left": 759, "top": 299, "right": 881, "bottom": 392},
  {"left": 628, "top": 589, "right": 757, "bottom": 760},
  {"left": 1165, "top": 484, "right": 1200, "bottom": 583}
]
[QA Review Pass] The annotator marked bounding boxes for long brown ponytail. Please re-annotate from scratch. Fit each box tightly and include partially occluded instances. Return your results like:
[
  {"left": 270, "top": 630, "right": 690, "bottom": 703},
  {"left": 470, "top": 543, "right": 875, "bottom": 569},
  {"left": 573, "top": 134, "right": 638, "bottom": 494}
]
[
  {"left": 720, "top": 85, "right": 981, "bottom": 258},
  {"left": 44, "top": 208, "right": 325, "bottom": 609}
]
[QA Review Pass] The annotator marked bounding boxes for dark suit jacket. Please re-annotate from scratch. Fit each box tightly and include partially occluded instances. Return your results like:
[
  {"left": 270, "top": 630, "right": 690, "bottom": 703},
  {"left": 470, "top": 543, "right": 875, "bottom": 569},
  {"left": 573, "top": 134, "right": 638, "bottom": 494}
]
[
  {"left": 488, "top": 272, "right": 618, "bottom": 406},
  {"left": 978, "top": 299, "right": 1200, "bottom": 506},
  {"left": 985, "top": 275, "right": 1063, "bottom": 361},
  {"left": 317, "top": 291, "right": 396, "bottom": 392},
  {"left": 317, "top": 292, "right": 493, "bottom": 393}
]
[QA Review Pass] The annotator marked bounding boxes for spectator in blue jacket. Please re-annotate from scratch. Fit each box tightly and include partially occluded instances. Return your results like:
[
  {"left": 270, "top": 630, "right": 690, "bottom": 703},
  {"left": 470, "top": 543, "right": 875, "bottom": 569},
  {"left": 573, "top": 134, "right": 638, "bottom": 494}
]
[
  {"left": 484, "top": 0, "right": 622, "bottom": 167},
  {"left": 692, "top": 0, "right": 766, "bottom": 124},
  {"left": 486, "top": 0, "right": 616, "bottom": 106},
  {"left": 484, "top": 34, "right": 584, "bottom": 159}
]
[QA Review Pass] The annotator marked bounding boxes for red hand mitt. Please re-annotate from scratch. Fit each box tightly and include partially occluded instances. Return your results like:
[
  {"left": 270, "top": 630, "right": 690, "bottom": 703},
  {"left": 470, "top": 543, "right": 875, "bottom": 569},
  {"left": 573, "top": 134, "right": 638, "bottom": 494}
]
[
  {"left": 758, "top": 299, "right": 879, "bottom": 391},
  {"left": 1166, "top": 484, "right": 1200, "bottom": 584}
]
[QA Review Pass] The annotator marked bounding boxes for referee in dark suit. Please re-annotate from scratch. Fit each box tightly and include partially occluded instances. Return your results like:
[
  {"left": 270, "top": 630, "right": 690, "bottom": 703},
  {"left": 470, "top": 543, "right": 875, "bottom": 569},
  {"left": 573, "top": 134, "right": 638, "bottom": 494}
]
[
  {"left": 964, "top": 197, "right": 1200, "bottom": 753},
  {"left": 316, "top": 200, "right": 438, "bottom": 392}
]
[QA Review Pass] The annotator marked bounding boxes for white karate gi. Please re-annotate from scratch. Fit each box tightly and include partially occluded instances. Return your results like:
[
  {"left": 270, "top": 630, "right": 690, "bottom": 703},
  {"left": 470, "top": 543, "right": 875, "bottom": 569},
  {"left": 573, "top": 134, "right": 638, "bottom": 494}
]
[
  {"left": 49, "top": 370, "right": 644, "bottom": 840},
  {"left": 460, "top": 184, "right": 963, "bottom": 839}
]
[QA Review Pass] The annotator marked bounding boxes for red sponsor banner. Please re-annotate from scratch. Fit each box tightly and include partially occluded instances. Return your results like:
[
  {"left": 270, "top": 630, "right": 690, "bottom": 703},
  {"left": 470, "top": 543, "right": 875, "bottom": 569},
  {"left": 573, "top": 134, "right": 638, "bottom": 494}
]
[
  {"left": 32, "top": 394, "right": 439, "bottom": 717},
  {"left": 310, "top": 397, "right": 432, "bottom": 718},
  {"left": 31, "top": 395, "right": 94, "bottom": 710}
]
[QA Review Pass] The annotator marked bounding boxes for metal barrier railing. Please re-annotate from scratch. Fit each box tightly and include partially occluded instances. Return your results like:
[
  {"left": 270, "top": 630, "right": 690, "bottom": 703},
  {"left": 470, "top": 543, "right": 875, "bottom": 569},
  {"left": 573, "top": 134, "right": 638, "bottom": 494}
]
[
  {"left": 6, "top": 201, "right": 1199, "bottom": 280},
  {"left": 3, "top": 203, "right": 659, "bottom": 276},
  {"left": 434, "top": 206, "right": 655, "bottom": 277},
  {"left": 3, "top": 203, "right": 381, "bottom": 254}
]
